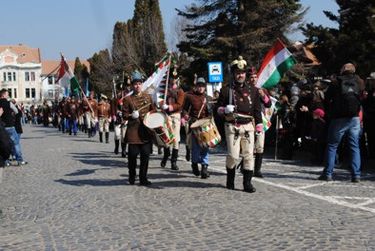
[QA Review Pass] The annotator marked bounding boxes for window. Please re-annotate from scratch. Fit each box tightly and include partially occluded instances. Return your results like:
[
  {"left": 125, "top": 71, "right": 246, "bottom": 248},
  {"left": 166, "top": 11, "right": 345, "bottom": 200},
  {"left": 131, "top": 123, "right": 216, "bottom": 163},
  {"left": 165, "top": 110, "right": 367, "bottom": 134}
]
[
  {"left": 25, "top": 88, "right": 30, "bottom": 98},
  {"left": 25, "top": 72, "right": 30, "bottom": 81},
  {"left": 48, "top": 76, "right": 53, "bottom": 85},
  {"left": 7, "top": 72, "right": 12, "bottom": 81},
  {"left": 14, "top": 88, "right": 17, "bottom": 98},
  {"left": 31, "top": 72, "right": 35, "bottom": 81},
  {"left": 8, "top": 89, "right": 12, "bottom": 98},
  {"left": 13, "top": 72, "right": 16, "bottom": 81},
  {"left": 31, "top": 88, "right": 36, "bottom": 98},
  {"left": 3, "top": 72, "right": 5, "bottom": 82}
]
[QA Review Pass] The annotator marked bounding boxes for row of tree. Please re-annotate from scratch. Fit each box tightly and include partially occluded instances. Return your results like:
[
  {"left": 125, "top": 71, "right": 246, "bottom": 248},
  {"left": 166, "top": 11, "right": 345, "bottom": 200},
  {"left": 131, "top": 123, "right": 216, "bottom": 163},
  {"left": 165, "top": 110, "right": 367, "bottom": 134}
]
[{"left": 72, "top": 0, "right": 374, "bottom": 97}]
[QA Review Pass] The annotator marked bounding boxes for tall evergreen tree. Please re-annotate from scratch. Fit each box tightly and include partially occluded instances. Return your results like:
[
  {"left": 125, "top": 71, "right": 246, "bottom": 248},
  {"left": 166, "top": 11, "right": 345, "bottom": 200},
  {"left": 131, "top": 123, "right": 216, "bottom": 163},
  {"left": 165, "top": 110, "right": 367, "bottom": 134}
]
[
  {"left": 73, "top": 57, "right": 84, "bottom": 85},
  {"left": 88, "top": 49, "right": 113, "bottom": 96},
  {"left": 302, "top": 0, "right": 375, "bottom": 76},
  {"left": 132, "top": 0, "right": 167, "bottom": 74},
  {"left": 177, "top": 0, "right": 306, "bottom": 81}
]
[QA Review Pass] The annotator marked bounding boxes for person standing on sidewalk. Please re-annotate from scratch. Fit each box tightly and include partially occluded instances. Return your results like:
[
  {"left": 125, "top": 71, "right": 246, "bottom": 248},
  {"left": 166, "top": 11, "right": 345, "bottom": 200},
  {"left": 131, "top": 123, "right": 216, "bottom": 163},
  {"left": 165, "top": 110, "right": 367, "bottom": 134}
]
[
  {"left": 318, "top": 63, "right": 364, "bottom": 182},
  {"left": 248, "top": 67, "right": 272, "bottom": 178},
  {"left": 0, "top": 89, "right": 27, "bottom": 166}
]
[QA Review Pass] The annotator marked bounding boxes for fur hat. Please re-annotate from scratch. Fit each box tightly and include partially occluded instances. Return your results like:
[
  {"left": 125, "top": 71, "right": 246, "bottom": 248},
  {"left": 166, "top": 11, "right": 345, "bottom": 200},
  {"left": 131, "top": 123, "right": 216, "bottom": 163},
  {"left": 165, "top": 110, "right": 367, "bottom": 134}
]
[{"left": 231, "top": 56, "right": 247, "bottom": 72}]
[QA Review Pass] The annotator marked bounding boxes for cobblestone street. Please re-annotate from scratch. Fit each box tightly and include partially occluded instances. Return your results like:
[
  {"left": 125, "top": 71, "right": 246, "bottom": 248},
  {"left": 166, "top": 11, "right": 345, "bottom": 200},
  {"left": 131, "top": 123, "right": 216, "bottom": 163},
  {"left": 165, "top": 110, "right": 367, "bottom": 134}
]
[{"left": 1, "top": 125, "right": 375, "bottom": 250}]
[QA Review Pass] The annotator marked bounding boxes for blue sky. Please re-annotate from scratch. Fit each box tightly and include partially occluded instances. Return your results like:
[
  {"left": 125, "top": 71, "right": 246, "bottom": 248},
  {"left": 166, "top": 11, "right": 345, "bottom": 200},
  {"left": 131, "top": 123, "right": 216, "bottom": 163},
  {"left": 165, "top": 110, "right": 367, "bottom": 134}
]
[{"left": 0, "top": 0, "right": 338, "bottom": 60}]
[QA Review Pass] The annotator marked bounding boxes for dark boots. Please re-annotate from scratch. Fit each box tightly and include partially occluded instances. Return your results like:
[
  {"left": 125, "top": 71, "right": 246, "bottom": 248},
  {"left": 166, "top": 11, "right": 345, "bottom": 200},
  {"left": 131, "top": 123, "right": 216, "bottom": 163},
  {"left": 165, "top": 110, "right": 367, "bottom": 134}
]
[
  {"left": 201, "top": 164, "right": 210, "bottom": 179},
  {"left": 185, "top": 145, "right": 191, "bottom": 161},
  {"left": 99, "top": 132, "right": 103, "bottom": 143},
  {"left": 105, "top": 132, "right": 109, "bottom": 143},
  {"left": 171, "top": 149, "right": 179, "bottom": 170},
  {"left": 226, "top": 167, "right": 235, "bottom": 190},
  {"left": 191, "top": 163, "right": 200, "bottom": 176},
  {"left": 161, "top": 147, "right": 170, "bottom": 168},
  {"left": 128, "top": 166, "right": 136, "bottom": 185},
  {"left": 139, "top": 162, "right": 151, "bottom": 186},
  {"left": 243, "top": 170, "right": 256, "bottom": 193},
  {"left": 114, "top": 140, "right": 119, "bottom": 154},
  {"left": 121, "top": 143, "right": 127, "bottom": 157},
  {"left": 254, "top": 153, "right": 264, "bottom": 178}
]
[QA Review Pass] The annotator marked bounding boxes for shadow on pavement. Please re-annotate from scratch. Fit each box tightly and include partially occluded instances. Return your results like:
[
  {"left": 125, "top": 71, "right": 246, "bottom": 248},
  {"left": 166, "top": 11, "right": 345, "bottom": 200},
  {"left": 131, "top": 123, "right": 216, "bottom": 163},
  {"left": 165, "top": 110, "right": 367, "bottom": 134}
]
[{"left": 55, "top": 178, "right": 126, "bottom": 186}]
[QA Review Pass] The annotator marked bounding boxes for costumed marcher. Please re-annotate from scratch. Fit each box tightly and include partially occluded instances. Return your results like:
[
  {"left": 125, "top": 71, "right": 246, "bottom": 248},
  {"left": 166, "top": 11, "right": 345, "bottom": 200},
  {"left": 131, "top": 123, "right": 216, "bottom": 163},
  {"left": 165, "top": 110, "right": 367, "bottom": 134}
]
[
  {"left": 248, "top": 67, "right": 272, "bottom": 178},
  {"left": 112, "top": 91, "right": 127, "bottom": 156},
  {"left": 83, "top": 91, "right": 98, "bottom": 138},
  {"left": 160, "top": 69, "right": 185, "bottom": 170},
  {"left": 122, "top": 71, "right": 155, "bottom": 185},
  {"left": 216, "top": 56, "right": 262, "bottom": 193},
  {"left": 57, "top": 97, "right": 67, "bottom": 133},
  {"left": 66, "top": 96, "right": 79, "bottom": 135},
  {"left": 182, "top": 77, "right": 213, "bottom": 178},
  {"left": 97, "top": 94, "right": 111, "bottom": 143}
]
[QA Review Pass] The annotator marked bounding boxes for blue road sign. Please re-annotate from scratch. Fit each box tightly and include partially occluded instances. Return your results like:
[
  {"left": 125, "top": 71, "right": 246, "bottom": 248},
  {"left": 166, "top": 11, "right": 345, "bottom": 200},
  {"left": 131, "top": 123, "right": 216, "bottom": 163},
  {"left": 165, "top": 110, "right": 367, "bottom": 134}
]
[{"left": 207, "top": 62, "right": 223, "bottom": 83}]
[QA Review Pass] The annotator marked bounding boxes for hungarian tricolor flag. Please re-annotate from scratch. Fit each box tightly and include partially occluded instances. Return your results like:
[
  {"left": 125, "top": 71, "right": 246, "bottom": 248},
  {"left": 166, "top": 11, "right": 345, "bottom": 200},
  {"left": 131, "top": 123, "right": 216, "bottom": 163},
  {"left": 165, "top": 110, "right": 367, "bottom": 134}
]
[
  {"left": 256, "top": 39, "right": 296, "bottom": 89},
  {"left": 56, "top": 56, "right": 81, "bottom": 96}
]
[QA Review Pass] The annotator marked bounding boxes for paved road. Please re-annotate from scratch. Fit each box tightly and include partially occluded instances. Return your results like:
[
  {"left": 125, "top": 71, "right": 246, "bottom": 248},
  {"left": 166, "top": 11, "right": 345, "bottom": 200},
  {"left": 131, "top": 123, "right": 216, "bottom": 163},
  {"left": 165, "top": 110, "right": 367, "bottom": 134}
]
[{"left": 1, "top": 125, "right": 375, "bottom": 250}]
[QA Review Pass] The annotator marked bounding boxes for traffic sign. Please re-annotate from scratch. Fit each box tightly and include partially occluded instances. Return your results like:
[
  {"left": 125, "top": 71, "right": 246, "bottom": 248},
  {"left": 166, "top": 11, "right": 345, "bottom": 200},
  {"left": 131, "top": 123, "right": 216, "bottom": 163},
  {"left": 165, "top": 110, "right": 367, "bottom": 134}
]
[{"left": 207, "top": 62, "right": 223, "bottom": 83}]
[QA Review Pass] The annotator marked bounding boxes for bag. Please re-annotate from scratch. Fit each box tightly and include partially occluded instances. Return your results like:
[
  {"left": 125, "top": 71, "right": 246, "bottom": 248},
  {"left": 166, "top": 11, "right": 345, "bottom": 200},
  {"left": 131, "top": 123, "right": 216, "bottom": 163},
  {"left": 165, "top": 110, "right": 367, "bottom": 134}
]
[
  {"left": 338, "top": 75, "right": 361, "bottom": 117},
  {"left": 0, "top": 123, "right": 13, "bottom": 160}
]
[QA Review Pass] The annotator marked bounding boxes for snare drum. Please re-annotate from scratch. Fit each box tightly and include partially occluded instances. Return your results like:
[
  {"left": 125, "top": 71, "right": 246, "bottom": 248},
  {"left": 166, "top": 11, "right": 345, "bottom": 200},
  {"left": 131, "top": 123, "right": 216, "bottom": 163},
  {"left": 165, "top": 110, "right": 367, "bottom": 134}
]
[
  {"left": 143, "top": 111, "right": 175, "bottom": 147},
  {"left": 190, "top": 117, "right": 221, "bottom": 148}
]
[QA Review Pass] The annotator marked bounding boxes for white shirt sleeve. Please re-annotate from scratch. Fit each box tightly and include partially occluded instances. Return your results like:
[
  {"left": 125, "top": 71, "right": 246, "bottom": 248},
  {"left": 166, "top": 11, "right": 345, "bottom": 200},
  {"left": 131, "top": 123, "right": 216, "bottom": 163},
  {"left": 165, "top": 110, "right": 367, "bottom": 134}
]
[{"left": 10, "top": 102, "right": 19, "bottom": 114}]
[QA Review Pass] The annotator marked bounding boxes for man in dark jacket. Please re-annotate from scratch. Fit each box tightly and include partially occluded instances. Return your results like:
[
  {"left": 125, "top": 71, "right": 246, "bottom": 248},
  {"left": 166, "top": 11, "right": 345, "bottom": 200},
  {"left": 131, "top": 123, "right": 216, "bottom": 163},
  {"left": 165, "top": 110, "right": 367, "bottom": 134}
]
[
  {"left": 0, "top": 89, "right": 27, "bottom": 166},
  {"left": 318, "top": 63, "right": 364, "bottom": 182},
  {"left": 0, "top": 107, "right": 13, "bottom": 168}
]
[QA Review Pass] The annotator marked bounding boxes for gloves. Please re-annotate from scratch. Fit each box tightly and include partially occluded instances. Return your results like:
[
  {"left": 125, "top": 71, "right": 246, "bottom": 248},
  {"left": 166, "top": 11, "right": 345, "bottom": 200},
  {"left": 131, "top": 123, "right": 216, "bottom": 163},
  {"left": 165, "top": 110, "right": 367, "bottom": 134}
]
[
  {"left": 131, "top": 110, "right": 139, "bottom": 119},
  {"left": 225, "top": 105, "right": 235, "bottom": 114},
  {"left": 255, "top": 123, "right": 263, "bottom": 133},
  {"left": 162, "top": 104, "right": 169, "bottom": 110}
]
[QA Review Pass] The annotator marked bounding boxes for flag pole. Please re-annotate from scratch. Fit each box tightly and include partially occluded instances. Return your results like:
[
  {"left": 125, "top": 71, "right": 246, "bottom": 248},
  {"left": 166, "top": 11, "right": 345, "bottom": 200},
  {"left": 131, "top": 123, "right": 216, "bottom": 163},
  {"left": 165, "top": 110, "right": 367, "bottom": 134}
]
[{"left": 163, "top": 53, "right": 172, "bottom": 104}]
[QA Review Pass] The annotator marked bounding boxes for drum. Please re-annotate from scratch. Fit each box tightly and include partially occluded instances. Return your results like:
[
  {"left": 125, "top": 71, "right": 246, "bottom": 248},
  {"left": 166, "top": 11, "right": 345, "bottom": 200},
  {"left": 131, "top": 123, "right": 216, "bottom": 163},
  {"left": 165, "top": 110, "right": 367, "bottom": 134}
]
[
  {"left": 190, "top": 117, "right": 221, "bottom": 148},
  {"left": 143, "top": 111, "right": 175, "bottom": 147}
]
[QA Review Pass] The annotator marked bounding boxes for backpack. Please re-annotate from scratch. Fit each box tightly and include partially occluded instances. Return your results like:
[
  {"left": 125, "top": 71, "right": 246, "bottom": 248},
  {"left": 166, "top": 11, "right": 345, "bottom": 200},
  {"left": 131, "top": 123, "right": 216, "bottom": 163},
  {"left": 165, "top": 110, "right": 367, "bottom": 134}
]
[{"left": 337, "top": 75, "right": 361, "bottom": 117}]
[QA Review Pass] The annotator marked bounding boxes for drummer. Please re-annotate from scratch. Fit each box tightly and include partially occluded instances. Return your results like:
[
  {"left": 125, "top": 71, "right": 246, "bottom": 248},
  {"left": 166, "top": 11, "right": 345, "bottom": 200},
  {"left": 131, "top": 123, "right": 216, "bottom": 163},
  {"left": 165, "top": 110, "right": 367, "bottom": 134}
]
[
  {"left": 216, "top": 56, "right": 262, "bottom": 193},
  {"left": 160, "top": 69, "right": 185, "bottom": 170},
  {"left": 182, "top": 77, "right": 213, "bottom": 178},
  {"left": 122, "top": 70, "right": 155, "bottom": 186}
]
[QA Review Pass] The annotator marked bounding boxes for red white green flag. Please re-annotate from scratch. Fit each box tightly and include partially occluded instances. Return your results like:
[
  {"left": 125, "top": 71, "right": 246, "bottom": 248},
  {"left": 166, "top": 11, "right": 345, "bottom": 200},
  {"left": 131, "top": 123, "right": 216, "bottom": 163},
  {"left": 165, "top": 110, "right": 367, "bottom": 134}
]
[
  {"left": 56, "top": 56, "right": 81, "bottom": 96},
  {"left": 256, "top": 39, "right": 296, "bottom": 89}
]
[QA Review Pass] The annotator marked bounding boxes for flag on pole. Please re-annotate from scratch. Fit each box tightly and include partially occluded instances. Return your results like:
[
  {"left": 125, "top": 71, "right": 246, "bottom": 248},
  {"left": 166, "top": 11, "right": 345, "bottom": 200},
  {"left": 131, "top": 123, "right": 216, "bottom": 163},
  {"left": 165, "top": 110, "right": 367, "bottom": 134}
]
[
  {"left": 56, "top": 56, "right": 81, "bottom": 97},
  {"left": 142, "top": 53, "right": 171, "bottom": 105},
  {"left": 256, "top": 39, "right": 297, "bottom": 89}
]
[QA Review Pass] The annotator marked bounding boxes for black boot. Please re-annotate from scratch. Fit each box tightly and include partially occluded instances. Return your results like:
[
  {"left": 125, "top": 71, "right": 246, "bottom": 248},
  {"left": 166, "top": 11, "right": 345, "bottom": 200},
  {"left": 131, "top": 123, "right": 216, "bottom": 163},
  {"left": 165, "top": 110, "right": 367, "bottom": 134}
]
[
  {"left": 201, "top": 164, "right": 210, "bottom": 179},
  {"left": 185, "top": 145, "right": 191, "bottom": 161},
  {"left": 128, "top": 166, "right": 136, "bottom": 185},
  {"left": 88, "top": 128, "right": 91, "bottom": 138},
  {"left": 139, "top": 164, "right": 151, "bottom": 186},
  {"left": 121, "top": 143, "right": 127, "bottom": 157},
  {"left": 99, "top": 132, "right": 103, "bottom": 143},
  {"left": 105, "top": 132, "right": 109, "bottom": 143},
  {"left": 114, "top": 140, "right": 119, "bottom": 154},
  {"left": 191, "top": 163, "right": 200, "bottom": 176},
  {"left": 243, "top": 170, "right": 256, "bottom": 193},
  {"left": 254, "top": 153, "right": 264, "bottom": 178},
  {"left": 171, "top": 149, "right": 179, "bottom": 170},
  {"left": 160, "top": 147, "right": 170, "bottom": 168},
  {"left": 226, "top": 167, "right": 235, "bottom": 190}
]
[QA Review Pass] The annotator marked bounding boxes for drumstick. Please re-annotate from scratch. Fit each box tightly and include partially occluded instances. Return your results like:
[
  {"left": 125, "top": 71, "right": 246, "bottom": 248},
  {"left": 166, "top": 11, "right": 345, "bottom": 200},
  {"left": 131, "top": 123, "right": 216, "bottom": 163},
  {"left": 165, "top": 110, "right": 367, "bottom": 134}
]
[{"left": 136, "top": 102, "right": 150, "bottom": 112}]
